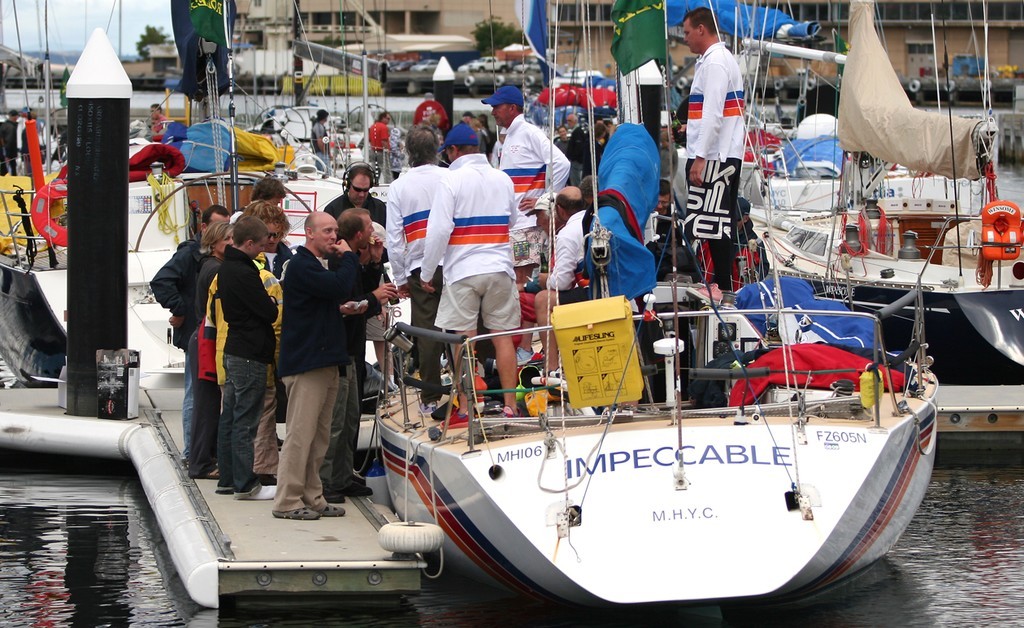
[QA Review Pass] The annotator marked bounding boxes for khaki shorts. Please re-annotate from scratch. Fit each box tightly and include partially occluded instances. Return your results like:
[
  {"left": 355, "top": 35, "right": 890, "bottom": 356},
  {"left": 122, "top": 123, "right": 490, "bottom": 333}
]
[
  {"left": 510, "top": 226, "right": 546, "bottom": 268},
  {"left": 436, "top": 272, "right": 521, "bottom": 332},
  {"left": 365, "top": 311, "right": 386, "bottom": 341}
]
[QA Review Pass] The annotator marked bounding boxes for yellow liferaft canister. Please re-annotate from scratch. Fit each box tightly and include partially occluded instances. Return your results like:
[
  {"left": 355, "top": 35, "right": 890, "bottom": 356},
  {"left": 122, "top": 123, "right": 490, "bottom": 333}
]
[{"left": 551, "top": 296, "right": 643, "bottom": 407}]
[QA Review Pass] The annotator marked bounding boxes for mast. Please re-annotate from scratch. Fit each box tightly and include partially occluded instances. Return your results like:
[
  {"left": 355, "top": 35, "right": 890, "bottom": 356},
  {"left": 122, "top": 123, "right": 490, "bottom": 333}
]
[
  {"left": 293, "top": 0, "right": 304, "bottom": 107},
  {"left": 42, "top": 0, "right": 52, "bottom": 174},
  {"left": 224, "top": 0, "right": 240, "bottom": 212}
]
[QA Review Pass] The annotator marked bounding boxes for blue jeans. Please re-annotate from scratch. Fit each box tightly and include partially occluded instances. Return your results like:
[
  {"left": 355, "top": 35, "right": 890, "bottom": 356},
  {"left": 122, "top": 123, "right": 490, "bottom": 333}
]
[
  {"left": 183, "top": 331, "right": 196, "bottom": 458},
  {"left": 217, "top": 354, "right": 268, "bottom": 493}
]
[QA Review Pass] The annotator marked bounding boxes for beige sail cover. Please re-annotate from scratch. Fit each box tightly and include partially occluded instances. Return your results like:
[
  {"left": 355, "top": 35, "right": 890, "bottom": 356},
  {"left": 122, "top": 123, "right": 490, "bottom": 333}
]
[{"left": 838, "top": 0, "right": 980, "bottom": 179}]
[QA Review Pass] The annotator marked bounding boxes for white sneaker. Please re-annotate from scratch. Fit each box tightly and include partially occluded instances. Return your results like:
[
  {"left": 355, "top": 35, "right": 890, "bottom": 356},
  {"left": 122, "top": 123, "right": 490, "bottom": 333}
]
[
  {"left": 235, "top": 484, "right": 277, "bottom": 500},
  {"left": 516, "top": 347, "right": 535, "bottom": 365}
]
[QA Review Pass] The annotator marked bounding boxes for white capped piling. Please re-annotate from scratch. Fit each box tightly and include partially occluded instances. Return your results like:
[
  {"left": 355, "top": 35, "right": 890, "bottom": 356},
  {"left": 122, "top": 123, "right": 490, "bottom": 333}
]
[
  {"left": 433, "top": 57, "right": 455, "bottom": 129},
  {"left": 64, "top": 28, "right": 132, "bottom": 417}
]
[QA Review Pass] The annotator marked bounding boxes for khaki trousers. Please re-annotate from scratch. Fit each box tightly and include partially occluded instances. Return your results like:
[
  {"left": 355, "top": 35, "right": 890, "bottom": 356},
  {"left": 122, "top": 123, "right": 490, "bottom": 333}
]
[{"left": 273, "top": 366, "right": 339, "bottom": 512}]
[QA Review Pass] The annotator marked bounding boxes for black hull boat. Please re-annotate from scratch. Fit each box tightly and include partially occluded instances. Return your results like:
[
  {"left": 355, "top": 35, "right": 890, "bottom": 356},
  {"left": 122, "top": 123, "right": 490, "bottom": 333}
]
[{"left": 0, "top": 262, "right": 67, "bottom": 385}]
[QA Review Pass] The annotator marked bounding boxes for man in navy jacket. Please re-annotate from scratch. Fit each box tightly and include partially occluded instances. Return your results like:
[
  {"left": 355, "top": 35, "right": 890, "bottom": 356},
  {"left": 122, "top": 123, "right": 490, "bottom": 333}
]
[
  {"left": 272, "top": 212, "right": 360, "bottom": 520},
  {"left": 151, "top": 204, "right": 230, "bottom": 461}
]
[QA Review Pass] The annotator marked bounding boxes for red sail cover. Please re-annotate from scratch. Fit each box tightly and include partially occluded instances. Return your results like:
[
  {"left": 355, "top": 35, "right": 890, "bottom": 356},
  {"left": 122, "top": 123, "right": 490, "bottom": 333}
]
[
  {"left": 536, "top": 85, "right": 618, "bottom": 109},
  {"left": 129, "top": 143, "right": 186, "bottom": 182},
  {"left": 729, "top": 344, "right": 907, "bottom": 406}
]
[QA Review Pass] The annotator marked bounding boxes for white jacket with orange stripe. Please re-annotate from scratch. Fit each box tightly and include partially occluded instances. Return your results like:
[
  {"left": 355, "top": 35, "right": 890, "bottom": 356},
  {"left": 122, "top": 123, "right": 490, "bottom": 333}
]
[
  {"left": 421, "top": 153, "right": 516, "bottom": 285},
  {"left": 685, "top": 41, "right": 745, "bottom": 163},
  {"left": 499, "top": 114, "right": 571, "bottom": 232}
]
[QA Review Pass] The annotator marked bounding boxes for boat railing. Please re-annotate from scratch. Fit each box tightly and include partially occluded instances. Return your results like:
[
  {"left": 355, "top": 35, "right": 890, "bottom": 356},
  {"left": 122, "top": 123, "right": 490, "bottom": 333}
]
[
  {"left": 0, "top": 187, "right": 62, "bottom": 270},
  {"left": 385, "top": 298, "right": 928, "bottom": 448}
]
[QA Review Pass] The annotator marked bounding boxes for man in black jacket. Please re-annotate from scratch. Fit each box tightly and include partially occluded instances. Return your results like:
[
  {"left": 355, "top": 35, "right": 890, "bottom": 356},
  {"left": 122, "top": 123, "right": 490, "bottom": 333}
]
[
  {"left": 323, "top": 163, "right": 386, "bottom": 227},
  {"left": 565, "top": 113, "right": 587, "bottom": 186},
  {"left": 151, "top": 204, "right": 230, "bottom": 461},
  {"left": 0, "top": 110, "right": 18, "bottom": 175},
  {"left": 215, "top": 216, "right": 280, "bottom": 500},
  {"left": 320, "top": 208, "right": 397, "bottom": 501}
]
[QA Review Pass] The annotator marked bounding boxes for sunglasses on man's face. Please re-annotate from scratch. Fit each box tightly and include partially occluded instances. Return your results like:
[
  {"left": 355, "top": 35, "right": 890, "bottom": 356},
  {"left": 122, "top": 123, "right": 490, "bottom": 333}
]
[{"left": 351, "top": 185, "right": 370, "bottom": 193}]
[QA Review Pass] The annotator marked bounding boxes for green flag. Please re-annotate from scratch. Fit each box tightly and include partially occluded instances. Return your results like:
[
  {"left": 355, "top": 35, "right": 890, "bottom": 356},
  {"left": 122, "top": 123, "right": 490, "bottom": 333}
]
[
  {"left": 190, "top": 0, "right": 228, "bottom": 47},
  {"left": 60, "top": 67, "right": 70, "bottom": 108},
  {"left": 835, "top": 32, "right": 849, "bottom": 77},
  {"left": 611, "top": 0, "right": 666, "bottom": 75}
]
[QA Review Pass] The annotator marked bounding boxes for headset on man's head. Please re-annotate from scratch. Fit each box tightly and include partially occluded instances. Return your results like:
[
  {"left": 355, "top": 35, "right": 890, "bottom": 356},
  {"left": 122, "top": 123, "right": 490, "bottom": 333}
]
[{"left": 343, "top": 161, "right": 377, "bottom": 192}]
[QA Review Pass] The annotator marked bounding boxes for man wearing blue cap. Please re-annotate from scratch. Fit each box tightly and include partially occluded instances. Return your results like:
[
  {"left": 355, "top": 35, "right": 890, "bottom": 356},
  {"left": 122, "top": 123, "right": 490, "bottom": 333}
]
[
  {"left": 419, "top": 123, "right": 521, "bottom": 418},
  {"left": 483, "top": 85, "right": 570, "bottom": 290}
]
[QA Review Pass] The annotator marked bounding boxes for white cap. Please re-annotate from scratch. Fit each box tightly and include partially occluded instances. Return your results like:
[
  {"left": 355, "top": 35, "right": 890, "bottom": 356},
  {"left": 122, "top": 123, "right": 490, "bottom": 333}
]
[{"left": 67, "top": 28, "right": 132, "bottom": 99}]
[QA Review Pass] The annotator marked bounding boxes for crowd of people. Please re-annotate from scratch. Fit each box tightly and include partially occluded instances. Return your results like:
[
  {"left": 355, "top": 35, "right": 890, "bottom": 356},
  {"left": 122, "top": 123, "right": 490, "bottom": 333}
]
[
  {"left": 151, "top": 5, "right": 746, "bottom": 521},
  {"left": 153, "top": 173, "right": 392, "bottom": 520}
]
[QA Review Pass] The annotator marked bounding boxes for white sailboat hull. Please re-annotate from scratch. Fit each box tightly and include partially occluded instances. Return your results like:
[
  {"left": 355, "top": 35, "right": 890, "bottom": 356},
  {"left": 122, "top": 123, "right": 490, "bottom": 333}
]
[{"left": 379, "top": 401, "right": 936, "bottom": 605}]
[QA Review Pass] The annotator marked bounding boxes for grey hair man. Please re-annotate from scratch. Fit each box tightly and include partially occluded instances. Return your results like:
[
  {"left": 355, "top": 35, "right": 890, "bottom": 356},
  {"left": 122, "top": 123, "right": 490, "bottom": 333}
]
[{"left": 385, "top": 126, "right": 449, "bottom": 415}]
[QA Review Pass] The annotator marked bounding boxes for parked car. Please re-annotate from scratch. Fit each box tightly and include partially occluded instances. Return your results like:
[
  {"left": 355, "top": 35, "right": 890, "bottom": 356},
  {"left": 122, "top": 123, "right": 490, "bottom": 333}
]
[
  {"left": 552, "top": 69, "right": 608, "bottom": 87},
  {"left": 461, "top": 56, "right": 507, "bottom": 72},
  {"left": 511, "top": 59, "right": 542, "bottom": 73},
  {"left": 388, "top": 60, "right": 415, "bottom": 72},
  {"left": 410, "top": 59, "right": 439, "bottom": 72}
]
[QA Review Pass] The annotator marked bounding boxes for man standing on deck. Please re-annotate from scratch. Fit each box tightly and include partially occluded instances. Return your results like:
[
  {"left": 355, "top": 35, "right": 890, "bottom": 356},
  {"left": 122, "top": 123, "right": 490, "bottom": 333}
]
[
  {"left": 485, "top": 85, "right": 570, "bottom": 288},
  {"left": 386, "top": 126, "right": 447, "bottom": 416},
  {"left": 311, "top": 109, "right": 331, "bottom": 168},
  {"left": 323, "top": 162, "right": 390, "bottom": 377},
  {"left": 681, "top": 7, "right": 745, "bottom": 290},
  {"left": 323, "top": 163, "right": 387, "bottom": 227},
  {"left": 0, "top": 110, "right": 18, "bottom": 175},
  {"left": 367, "top": 111, "right": 393, "bottom": 184},
  {"left": 151, "top": 205, "right": 231, "bottom": 464},
  {"left": 420, "top": 123, "right": 521, "bottom": 418},
  {"left": 272, "top": 212, "right": 360, "bottom": 520},
  {"left": 215, "top": 216, "right": 279, "bottom": 501},
  {"left": 565, "top": 112, "right": 587, "bottom": 186}
]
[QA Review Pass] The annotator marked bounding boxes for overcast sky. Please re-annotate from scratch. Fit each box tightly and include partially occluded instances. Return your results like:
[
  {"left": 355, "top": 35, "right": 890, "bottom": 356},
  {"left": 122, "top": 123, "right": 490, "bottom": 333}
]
[{"left": 2, "top": 0, "right": 173, "bottom": 56}]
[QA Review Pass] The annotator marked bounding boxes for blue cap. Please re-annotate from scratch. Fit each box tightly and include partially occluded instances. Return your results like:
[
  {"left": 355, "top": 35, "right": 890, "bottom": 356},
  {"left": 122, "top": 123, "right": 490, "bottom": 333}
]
[
  {"left": 481, "top": 85, "right": 524, "bottom": 108},
  {"left": 441, "top": 123, "right": 479, "bottom": 150}
]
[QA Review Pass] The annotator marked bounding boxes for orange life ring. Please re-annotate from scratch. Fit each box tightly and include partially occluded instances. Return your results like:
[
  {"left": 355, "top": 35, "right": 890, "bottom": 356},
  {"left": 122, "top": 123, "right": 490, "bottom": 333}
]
[
  {"left": 980, "top": 200, "right": 1021, "bottom": 261},
  {"left": 31, "top": 179, "right": 68, "bottom": 247}
]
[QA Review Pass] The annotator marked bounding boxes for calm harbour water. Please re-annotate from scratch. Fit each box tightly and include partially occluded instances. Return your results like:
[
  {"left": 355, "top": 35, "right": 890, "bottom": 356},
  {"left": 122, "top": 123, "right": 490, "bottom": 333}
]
[
  {"left": 2, "top": 456, "right": 1023, "bottom": 627},
  {"left": 2, "top": 144, "right": 1024, "bottom": 627}
]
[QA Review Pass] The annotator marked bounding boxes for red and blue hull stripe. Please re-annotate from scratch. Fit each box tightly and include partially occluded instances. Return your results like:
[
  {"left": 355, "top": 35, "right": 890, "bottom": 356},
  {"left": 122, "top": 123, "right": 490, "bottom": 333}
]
[
  {"left": 786, "top": 408, "right": 936, "bottom": 599},
  {"left": 381, "top": 437, "right": 573, "bottom": 603}
]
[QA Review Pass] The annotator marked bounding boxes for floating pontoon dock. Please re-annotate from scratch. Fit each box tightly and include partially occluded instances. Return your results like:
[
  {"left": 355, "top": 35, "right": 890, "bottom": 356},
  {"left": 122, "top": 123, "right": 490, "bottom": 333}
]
[{"left": 0, "top": 387, "right": 422, "bottom": 609}]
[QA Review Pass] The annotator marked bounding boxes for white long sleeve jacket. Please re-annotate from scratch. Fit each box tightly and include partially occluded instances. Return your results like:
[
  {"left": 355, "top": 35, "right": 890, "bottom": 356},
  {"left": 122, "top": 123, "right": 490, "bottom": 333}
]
[
  {"left": 685, "top": 41, "right": 745, "bottom": 162},
  {"left": 499, "top": 114, "right": 571, "bottom": 232}
]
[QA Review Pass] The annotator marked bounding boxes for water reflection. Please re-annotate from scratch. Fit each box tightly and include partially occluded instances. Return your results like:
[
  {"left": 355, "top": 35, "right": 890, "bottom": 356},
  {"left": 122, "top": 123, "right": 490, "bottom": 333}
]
[
  {"left": 0, "top": 470, "right": 195, "bottom": 627},
  {"left": 1, "top": 460, "right": 1023, "bottom": 626}
]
